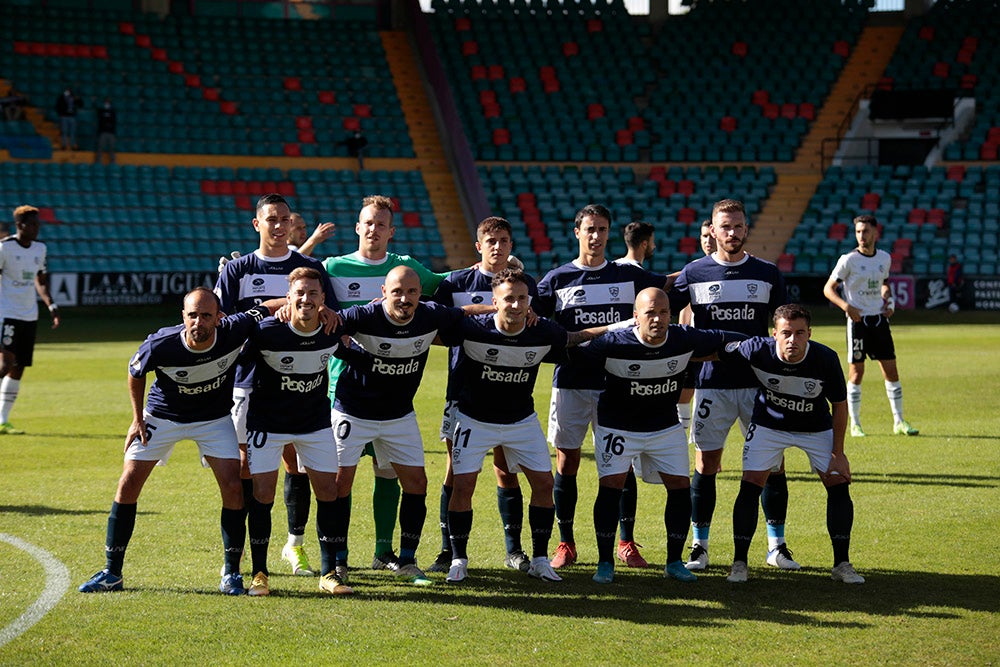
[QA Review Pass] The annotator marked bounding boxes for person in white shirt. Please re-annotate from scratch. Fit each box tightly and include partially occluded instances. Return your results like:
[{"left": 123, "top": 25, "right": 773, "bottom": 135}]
[
  {"left": 0, "top": 206, "right": 61, "bottom": 434},
  {"left": 823, "top": 214, "right": 918, "bottom": 437}
]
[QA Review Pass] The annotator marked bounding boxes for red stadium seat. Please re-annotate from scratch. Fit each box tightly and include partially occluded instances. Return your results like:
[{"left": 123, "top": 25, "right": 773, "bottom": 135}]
[
  {"left": 283, "top": 143, "right": 301, "bottom": 157},
  {"left": 200, "top": 180, "right": 217, "bottom": 194},
  {"left": 151, "top": 48, "right": 167, "bottom": 61},
  {"left": 932, "top": 62, "right": 949, "bottom": 78},
  {"left": 318, "top": 91, "right": 336, "bottom": 104},
  {"left": 235, "top": 195, "right": 253, "bottom": 210},
  {"left": 892, "top": 238, "right": 913, "bottom": 257},
  {"left": 295, "top": 116, "right": 313, "bottom": 129},
  {"left": 798, "top": 103, "right": 816, "bottom": 121},
  {"left": 38, "top": 207, "right": 56, "bottom": 223},
  {"left": 479, "top": 89, "right": 496, "bottom": 104},
  {"left": 648, "top": 166, "right": 666, "bottom": 182},
  {"left": 627, "top": 116, "right": 645, "bottom": 131},
  {"left": 586, "top": 19, "right": 602, "bottom": 33},
  {"left": 777, "top": 253, "right": 795, "bottom": 272},
  {"left": 763, "top": 103, "right": 779, "bottom": 119},
  {"left": 471, "top": 65, "right": 487, "bottom": 80},
  {"left": 751, "top": 89, "right": 769, "bottom": 105},
  {"left": 92, "top": 45, "right": 108, "bottom": 58},
  {"left": 217, "top": 181, "right": 234, "bottom": 195},
  {"left": 890, "top": 253, "right": 904, "bottom": 273},
  {"left": 861, "top": 192, "right": 880, "bottom": 210},
  {"left": 284, "top": 77, "right": 302, "bottom": 91},
  {"left": 135, "top": 34, "right": 151, "bottom": 48},
  {"left": 353, "top": 104, "right": 372, "bottom": 118},
  {"left": 455, "top": 17, "right": 471, "bottom": 31},
  {"left": 543, "top": 79, "right": 560, "bottom": 93},
  {"left": 233, "top": 181, "right": 248, "bottom": 195},
  {"left": 562, "top": 42, "right": 579, "bottom": 57},
  {"left": 678, "top": 236, "right": 699, "bottom": 253},
  {"left": 828, "top": 223, "right": 848, "bottom": 240},
  {"left": 907, "top": 208, "right": 927, "bottom": 224},
  {"left": 279, "top": 181, "right": 298, "bottom": 197},
  {"left": 343, "top": 117, "right": 361, "bottom": 131},
  {"left": 119, "top": 22, "right": 136, "bottom": 35},
  {"left": 720, "top": 116, "right": 737, "bottom": 132},
  {"left": 877, "top": 77, "right": 894, "bottom": 91},
  {"left": 780, "top": 103, "right": 797, "bottom": 119},
  {"left": 461, "top": 40, "right": 479, "bottom": 56},
  {"left": 587, "top": 103, "right": 605, "bottom": 120},
  {"left": 297, "top": 129, "right": 316, "bottom": 143},
  {"left": 203, "top": 87, "right": 220, "bottom": 101},
  {"left": 168, "top": 61, "right": 184, "bottom": 74},
  {"left": 981, "top": 144, "right": 998, "bottom": 160},
  {"left": 390, "top": 197, "right": 402, "bottom": 212},
  {"left": 946, "top": 165, "right": 966, "bottom": 182},
  {"left": 492, "top": 128, "right": 511, "bottom": 145},
  {"left": 509, "top": 77, "right": 527, "bottom": 93},
  {"left": 677, "top": 179, "right": 695, "bottom": 195},
  {"left": 402, "top": 212, "right": 421, "bottom": 228},
  {"left": 960, "top": 74, "right": 977, "bottom": 89},
  {"left": 927, "top": 209, "right": 946, "bottom": 227},
  {"left": 539, "top": 66, "right": 557, "bottom": 81},
  {"left": 678, "top": 208, "right": 697, "bottom": 225},
  {"left": 184, "top": 74, "right": 200, "bottom": 87},
  {"left": 488, "top": 65, "right": 504, "bottom": 80},
  {"left": 956, "top": 49, "right": 974, "bottom": 65},
  {"left": 482, "top": 102, "right": 501, "bottom": 118},
  {"left": 658, "top": 180, "right": 677, "bottom": 197},
  {"left": 918, "top": 25, "right": 935, "bottom": 41},
  {"left": 833, "top": 40, "right": 850, "bottom": 57},
  {"left": 615, "top": 130, "right": 633, "bottom": 146},
  {"left": 219, "top": 100, "right": 237, "bottom": 115},
  {"left": 731, "top": 41, "right": 748, "bottom": 57}
]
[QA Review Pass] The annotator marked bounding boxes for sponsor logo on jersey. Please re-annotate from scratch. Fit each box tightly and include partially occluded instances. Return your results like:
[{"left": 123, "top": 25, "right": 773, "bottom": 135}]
[
  {"left": 372, "top": 357, "right": 420, "bottom": 376},
  {"left": 177, "top": 373, "right": 227, "bottom": 395},
  {"left": 472, "top": 295, "right": 484, "bottom": 304},
  {"left": 176, "top": 370, "right": 189, "bottom": 379},
  {"left": 627, "top": 363, "right": 641, "bottom": 377},
  {"left": 348, "top": 282, "right": 362, "bottom": 299},
  {"left": 708, "top": 283, "right": 722, "bottom": 297},
  {"left": 281, "top": 373, "right": 326, "bottom": 393},
  {"left": 378, "top": 342, "right": 392, "bottom": 352},
  {"left": 485, "top": 347, "right": 499, "bottom": 363},
  {"left": 707, "top": 303, "right": 756, "bottom": 321},
  {"left": 251, "top": 277, "right": 266, "bottom": 293},
  {"left": 280, "top": 355, "right": 295, "bottom": 372},
  {"left": 765, "top": 389, "right": 814, "bottom": 412},
  {"left": 630, "top": 378, "right": 679, "bottom": 396},
  {"left": 571, "top": 289, "right": 587, "bottom": 305},
  {"left": 573, "top": 307, "right": 622, "bottom": 326},
  {"left": 482, "top": 365, "right": 531, "bottom": 383}
]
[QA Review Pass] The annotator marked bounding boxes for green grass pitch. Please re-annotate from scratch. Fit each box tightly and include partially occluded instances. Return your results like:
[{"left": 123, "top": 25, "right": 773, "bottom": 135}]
[{"left": 1, "top": 307, "right": 998, "bottom": 665}]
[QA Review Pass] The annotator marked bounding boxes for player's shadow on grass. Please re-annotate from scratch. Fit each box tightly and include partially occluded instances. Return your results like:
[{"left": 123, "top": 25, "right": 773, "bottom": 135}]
[
  {"left": 365, "top": 566, "right": 999, "bottom": 628},
  {"left": 0, "top": 503, "right": 112, "bottom": 516},
  {"left": 783, "top": 471, "right": 997, "bottom": 489}
]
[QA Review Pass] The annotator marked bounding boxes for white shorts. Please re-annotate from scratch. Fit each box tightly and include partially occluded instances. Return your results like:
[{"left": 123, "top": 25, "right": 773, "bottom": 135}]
[
  {"left": 742, "top": 424, "right": 835, "bottom": 474},
  {"left": 230, "top": 386, "right": 252, "bottom": 444},
  {"left": 245, "top": 427, "right": 339, "bottom": 475},
  {"left": 125, "top": 412, "right": 239, "bottom": 466},
  {"left": 332, "top": 409, "right": 424, "bottom": 469},
  {"left": 593, "top": 423, "right": 689, "bottom": 483},
  {"left": 547, "top": 387, "right": 599, "bottom": 450},
  {"left": 439, "top": 399, "right": 459, "bottom": 441},
  {"left": 690, "top": 387, "right": 757, "bottom": 452},
  {"left": 451, "top": 411, "right": 551, "bottom": 476}
]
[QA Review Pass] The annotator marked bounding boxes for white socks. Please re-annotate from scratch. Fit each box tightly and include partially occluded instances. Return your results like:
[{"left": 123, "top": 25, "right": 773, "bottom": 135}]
[
  {"left": 885, "top": 380, "right": 904, "bottom": 422},
  {"left": 0, "top": 377, "right": 20, "bottom": 423},
  {"left": 847, "top": 381, "right": 862, "bottom": 426}
]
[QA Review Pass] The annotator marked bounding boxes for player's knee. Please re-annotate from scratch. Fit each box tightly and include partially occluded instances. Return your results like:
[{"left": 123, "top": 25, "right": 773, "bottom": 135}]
[{"left": 495, "top": 469, "right": 519, "bottom": 488}]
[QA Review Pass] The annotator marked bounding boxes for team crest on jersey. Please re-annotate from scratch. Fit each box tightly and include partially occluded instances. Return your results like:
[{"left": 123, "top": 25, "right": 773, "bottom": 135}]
[
  {"left": 601, "top": 452, "right": 613, "bottom": 464},
  {"left": 747, "top": 284, "right": 758, "bottom": 298},
  {"left": 804, "top": 380, "right": 818, "bottom": 394},
  {"left": 608, "top": 286, "right": 620, "bottom": 301},
  {"left": 217, "top": 359, "right": 229, "bottom": 371},
  {"left": 667, "top": 360, "right": 678, "bottom": 372},
  {"left": 525, "top": 351, "right": 536, "bottom": 363},
  {"left": 413, "top": 339, "right": 425, "bottom": 353},
  {"left": 627, "top": 363, "right": 641, "bottom": 377},
  {"left": 321, "top": 353, "right": 331, "bottom": 364},
  {"left": 725, "top": 341, "right": 741, "bottom": 352}
]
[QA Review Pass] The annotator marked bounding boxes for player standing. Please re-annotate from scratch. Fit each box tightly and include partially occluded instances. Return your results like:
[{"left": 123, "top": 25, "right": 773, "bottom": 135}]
[
  {"left": 0, "top": 205, "right": 61, "bottom": 434},
  {"left": 215, "top": 193, "right": 338, "bottom": 577},
  {"left": 822, "top": 214, "right": 918, "bottom": 437},
  {"left": 670, "top": 199, "right": 795, "bottom": 573},
  {"left": 428, "top": 216, "right": 536, "bottom": 573},
  {"left": 321, "top": 195, "right": 449, "bottom": 573},
  {"left": 535, "top": 204, "right": 671, "bottom": 569}
]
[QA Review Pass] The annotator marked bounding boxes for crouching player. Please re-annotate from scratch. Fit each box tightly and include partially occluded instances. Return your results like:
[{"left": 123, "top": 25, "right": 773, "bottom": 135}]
[
  {"left": 723, "top": 304, "right": 863, "bottom": 584},
  {"left": 243, "top": 268, "right": 353, "bottom": 597},
  {"left": 572, "top": 287, "right": 743, "bottom": 584},
  {"left": 79, "top": 288, "right": 279, "bottom": 594}
]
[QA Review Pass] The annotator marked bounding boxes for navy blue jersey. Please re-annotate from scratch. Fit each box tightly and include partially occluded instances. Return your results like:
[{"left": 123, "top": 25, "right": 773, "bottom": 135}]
[
  {"left": 432, "top": 267, "right": 539, "bottom": 400},
  {"left": 671, "top": 253, "right": 787, "bottom": 389},
  {"left": 719, "top": 337, "right": 847, "bottom": 432},
  {"left": 129, "top": 307, "right": 269, "bottom": 423},
  {"left": 334, "top": 301, "right": 465, "bottom": 420},
  {"left": 245, "top": 318, "right": 342, "bottom": 434},
  {"left": 535, "top": 260, "right": 667, "bottom": 390},
  {"left": 214, "top": 249, "right": 339, "bottom": 388},
  {"left": 573, "top": 325, "right": 742, "bottom": 432},
  {"left": 439, "top": 314, "right": 567, "bottom": 424}
]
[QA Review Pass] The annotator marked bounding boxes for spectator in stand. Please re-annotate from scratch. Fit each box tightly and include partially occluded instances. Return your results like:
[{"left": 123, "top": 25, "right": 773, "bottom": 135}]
[
  {"left": 342, "top": 130, "right": 369, "bottom": 170},
  {"left": 55, "top": 88, "right": 82, "bottom": 151},
  {"left": 95, "top": 98, "right": 116, "bottom": 165}
]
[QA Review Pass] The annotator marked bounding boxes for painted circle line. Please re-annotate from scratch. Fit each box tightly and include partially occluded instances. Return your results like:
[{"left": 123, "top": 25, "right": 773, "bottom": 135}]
[{"left": 0, "top": 533, "right": 71, "bottom": 649}]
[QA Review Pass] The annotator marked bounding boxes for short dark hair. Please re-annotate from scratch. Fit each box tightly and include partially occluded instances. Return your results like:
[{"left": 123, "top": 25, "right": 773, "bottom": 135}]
[
  {"left": 288, "top": 267, "right": 324, "bottom": 286},
  {"left": 574, "top": 204, "right": 612, "bottom": 229},
  {"left": 13, "top": 205, "right": 39, "bottom": 225},
  {"left": 477, "top": 216, "right": 512, "bottom": 239},
  {"left": 491, "top": 267, "right": 530, "bottom": 291},
  {"left": 256, "top": 193, "right": 289, "bottom": 215},
  {"left": 711, "top": 199, "right": 746, "bottom": 220},
  {"left": 622, "top": 221, "right": 654, "bottom": 249},
  {"left": 700, "top": 218, "right": 712, "bottom": 233},
  {"left": 854, "top": 214, "right": 878, "bottom": 228},
  {"left": 774, "top": 303, "right": 811, "bottom": 327}
]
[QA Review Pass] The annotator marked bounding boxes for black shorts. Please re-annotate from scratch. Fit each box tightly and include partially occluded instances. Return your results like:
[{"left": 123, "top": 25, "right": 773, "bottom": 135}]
[
  {"left": 1, "top": 319, "right": 38, "bottom": 367},
  {"left": 847, "top": 315, "right": 895, "bottom": 363}
]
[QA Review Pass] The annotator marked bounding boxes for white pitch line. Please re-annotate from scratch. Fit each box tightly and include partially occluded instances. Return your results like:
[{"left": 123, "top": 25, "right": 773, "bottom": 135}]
[{"left": 0, "top": 533, "right": 71, "bottom": 649}]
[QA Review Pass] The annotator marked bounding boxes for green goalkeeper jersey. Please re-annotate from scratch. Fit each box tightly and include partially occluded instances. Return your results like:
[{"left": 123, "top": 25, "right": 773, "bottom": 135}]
[{"left": 322, "top": 251, "right": 449, "bottom": 400}]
